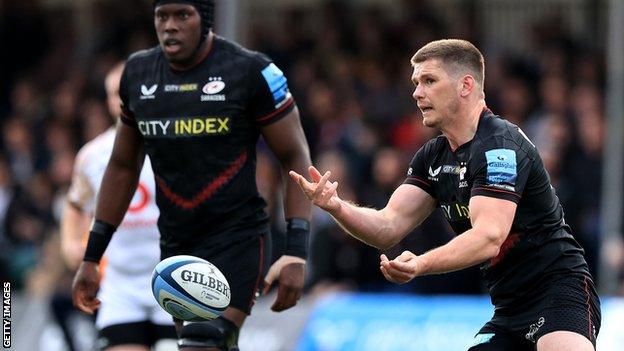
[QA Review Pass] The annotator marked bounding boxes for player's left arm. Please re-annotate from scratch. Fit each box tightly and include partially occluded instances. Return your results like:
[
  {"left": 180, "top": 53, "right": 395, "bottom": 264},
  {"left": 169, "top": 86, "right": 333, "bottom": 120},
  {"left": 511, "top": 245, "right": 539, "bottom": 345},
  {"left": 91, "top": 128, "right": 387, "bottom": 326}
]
[
  {"left": 382, "top": 139, "right": 532, "bottom": 284},
  {"left": 261, "top": 106, "right": 312, "bottom": 311},
  {"left": 380, "top": 196, "right": 515, "bottom": 283}
]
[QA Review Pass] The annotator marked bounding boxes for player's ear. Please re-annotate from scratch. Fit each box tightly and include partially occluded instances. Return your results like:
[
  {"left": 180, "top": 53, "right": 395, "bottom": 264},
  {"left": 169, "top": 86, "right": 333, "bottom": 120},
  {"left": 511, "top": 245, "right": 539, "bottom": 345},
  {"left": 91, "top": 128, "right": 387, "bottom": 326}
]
[{"left": 459, "top": 75, "right": 475, "bottom": 97}]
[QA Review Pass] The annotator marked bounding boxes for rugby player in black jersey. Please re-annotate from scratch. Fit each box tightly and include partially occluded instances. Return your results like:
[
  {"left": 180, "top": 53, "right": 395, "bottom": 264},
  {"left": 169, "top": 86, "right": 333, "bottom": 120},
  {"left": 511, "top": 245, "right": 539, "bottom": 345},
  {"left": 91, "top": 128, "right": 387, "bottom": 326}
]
[
  {"left": 291, "top": 39, "right": 600, "bottom": 351},
  {"left": 71, "top": 1, "right": 312, "bottom": 350}
]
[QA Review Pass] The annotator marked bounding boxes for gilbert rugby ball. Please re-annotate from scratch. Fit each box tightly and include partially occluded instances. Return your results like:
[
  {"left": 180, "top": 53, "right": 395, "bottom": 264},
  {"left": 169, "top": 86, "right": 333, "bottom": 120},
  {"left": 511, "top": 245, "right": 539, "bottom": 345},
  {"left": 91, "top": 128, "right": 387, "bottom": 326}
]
[{"left": 151, "top": 255, "right": 230, "bottom": 321}]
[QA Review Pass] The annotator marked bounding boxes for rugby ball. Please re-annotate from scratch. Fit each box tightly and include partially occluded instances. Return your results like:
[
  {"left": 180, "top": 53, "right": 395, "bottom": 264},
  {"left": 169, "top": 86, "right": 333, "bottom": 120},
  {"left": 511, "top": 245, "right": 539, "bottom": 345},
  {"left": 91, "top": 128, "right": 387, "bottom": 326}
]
[{"left": 151, "top": 255, "right": 230, "bottom": 321}]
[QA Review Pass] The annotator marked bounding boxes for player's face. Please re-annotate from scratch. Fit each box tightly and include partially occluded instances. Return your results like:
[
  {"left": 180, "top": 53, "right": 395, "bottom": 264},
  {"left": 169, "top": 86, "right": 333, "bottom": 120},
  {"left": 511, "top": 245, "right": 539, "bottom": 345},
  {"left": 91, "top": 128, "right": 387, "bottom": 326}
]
[
  {"left": 411, "top": 59, "right": 461, "bottom": 129},
  {"left": 155, "top": 4, "right": 202, "bottom": 63}
]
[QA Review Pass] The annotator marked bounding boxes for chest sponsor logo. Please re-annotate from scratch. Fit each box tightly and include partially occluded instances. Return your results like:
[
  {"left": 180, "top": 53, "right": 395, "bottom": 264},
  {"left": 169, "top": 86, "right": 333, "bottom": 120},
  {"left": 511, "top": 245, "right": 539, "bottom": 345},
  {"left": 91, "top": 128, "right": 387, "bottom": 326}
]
[
  {"left": 459, "top": 166, "right": 468, "bottom": 188},
  {"left": 485, "top": 149, "right": 517, "bottom": 185},
  {"left": 441, "top": 203, "right": 470, "bottom": 221},
  {"left": 201, "top": 77, "right": 226, "bottom": 101},
  {"left": 137, "top": 117, "right": 230, "bottom": 137},
  {"left": 428, "top": 166, "right": 441, "bottom": 181},
  {"left": 140, "top": 84, "right": 158, "bottom": 99},
  {"left": 164, "top": 83, "right": 198, "bottom": 93}
]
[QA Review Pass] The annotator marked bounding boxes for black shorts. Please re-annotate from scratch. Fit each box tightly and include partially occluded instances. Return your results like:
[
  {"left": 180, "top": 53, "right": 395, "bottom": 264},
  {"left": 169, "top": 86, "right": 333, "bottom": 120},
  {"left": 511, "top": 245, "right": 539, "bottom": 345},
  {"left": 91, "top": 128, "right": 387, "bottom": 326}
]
[
  {"left": 468, "top": 274, "right": 601, "bottom": 350},
  {"left": 162, "top": 227, "right": 269, "bottom": 315},
  {"left": 98, "top": 321, "right": 177, "bottom": 350}
]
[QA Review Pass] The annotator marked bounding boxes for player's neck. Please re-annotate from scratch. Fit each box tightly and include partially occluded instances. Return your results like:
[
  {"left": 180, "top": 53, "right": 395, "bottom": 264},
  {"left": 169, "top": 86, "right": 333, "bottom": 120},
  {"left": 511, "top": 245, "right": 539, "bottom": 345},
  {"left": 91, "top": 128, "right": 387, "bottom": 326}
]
[
  {"left": 442, "top": 100, "right": 486, "bottom": 151},
  {"left": 169, "top": 32, "right": 214, "bottom": 71}
]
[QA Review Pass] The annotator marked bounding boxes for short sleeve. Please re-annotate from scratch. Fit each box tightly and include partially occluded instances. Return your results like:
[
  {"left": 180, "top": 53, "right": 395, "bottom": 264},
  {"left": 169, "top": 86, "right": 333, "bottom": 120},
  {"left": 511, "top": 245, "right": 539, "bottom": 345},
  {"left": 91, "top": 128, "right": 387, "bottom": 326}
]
[
  {"left": 118, "top": 65, "right": 137, "bottom": 128},
  {"left": 247, "top": 54, "right": 295, "bottom": 126},
  {"left": 470, "top": 142, "right": 532, "bottom": 203},
  {"left": 403, "top": 143, "right": 436, "bottom": 199}
]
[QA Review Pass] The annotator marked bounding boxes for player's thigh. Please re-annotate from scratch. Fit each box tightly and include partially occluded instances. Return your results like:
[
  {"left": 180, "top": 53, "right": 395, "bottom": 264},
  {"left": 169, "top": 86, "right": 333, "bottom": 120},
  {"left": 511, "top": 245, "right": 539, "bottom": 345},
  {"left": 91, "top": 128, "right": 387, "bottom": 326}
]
[
  {"left": 537, "top": 330, "right": 594, "bottom": 351},
  {"left": 201, "top": 234, "right": 268, "bottom": 315},
  {"left": 532, "top": 274, "right": 601, "bottom": 347}
]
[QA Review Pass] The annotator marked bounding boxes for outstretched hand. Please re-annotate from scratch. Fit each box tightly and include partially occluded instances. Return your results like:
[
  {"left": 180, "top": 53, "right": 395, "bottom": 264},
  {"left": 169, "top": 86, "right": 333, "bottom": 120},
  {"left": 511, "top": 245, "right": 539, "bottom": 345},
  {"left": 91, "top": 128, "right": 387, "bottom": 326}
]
[
  {"left": 289, "top": 166, "right": 341, "bottom": 213},
  {"left": 379, "top": 251, "right": 425, "bottom": 284}
]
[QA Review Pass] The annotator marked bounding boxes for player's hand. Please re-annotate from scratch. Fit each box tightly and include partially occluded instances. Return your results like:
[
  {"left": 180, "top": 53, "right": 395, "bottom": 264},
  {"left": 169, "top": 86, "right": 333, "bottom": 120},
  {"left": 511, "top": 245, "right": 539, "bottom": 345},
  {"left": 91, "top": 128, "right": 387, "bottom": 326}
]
[
  {"left": 71, "top": 261, "right": 102, "bottom": 314},
  {"left": 379, "top": 251, "right": 424, "bottom": 284},
  {"left": 289, "top": 166, "right": 341, "bottom": 213},
  {"left": 262, "top": 255, "right": 305, "bottom": 312}
]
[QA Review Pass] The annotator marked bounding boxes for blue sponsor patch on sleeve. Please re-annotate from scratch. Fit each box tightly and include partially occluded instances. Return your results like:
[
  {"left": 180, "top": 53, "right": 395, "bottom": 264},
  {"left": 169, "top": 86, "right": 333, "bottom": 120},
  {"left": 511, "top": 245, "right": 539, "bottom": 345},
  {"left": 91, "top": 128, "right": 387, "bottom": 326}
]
[
  {"left": 261, "top": 63, "right": 290, "bottom": 107},
  {"left": 485, "top": 149, "right": 517, "bottom": 185}
]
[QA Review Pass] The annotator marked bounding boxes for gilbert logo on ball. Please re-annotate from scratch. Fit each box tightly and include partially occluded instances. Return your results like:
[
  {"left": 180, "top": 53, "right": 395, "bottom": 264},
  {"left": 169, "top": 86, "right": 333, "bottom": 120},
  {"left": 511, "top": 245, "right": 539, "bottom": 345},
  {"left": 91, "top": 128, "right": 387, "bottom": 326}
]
[{"left": 152, "top": 255, "right": 230, "bottom": 321}]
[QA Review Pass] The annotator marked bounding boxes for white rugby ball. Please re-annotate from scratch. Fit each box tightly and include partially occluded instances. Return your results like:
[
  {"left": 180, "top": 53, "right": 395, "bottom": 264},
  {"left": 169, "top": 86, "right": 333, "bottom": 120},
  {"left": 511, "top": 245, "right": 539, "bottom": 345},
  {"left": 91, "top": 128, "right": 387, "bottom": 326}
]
[{"left": 151, "top": 255, "right": 230, "bottom": 321}]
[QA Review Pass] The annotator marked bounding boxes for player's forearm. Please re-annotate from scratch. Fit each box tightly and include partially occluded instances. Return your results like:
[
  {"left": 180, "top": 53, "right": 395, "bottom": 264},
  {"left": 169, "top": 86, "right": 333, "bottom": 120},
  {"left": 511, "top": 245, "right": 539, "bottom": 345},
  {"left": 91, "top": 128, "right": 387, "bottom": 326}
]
[
  {"left": 330, "top": 201, "right": 401, "bottom": 250},
  {"left": 60, "top": 205, "right": 92, "bottom": 268},
  {"left": 94, "top": 159, "right": 141, "bottom": 226},
  {"left": 282, "top": 153, "right": 312, "bottom": 220},
  {"left": 418, "top": 227, "right": 503, "bottom": 275}
]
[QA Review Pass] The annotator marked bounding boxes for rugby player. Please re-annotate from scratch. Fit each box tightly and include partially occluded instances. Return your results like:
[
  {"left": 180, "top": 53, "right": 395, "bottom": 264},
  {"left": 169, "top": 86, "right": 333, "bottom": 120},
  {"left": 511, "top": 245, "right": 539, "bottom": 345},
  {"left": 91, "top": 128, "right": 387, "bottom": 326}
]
[
  {"left": 291, "top": 39, "right": 600, "bottom": 351},
  {"left": 71, "top": 1, "right": 312, "bottom": 350}
]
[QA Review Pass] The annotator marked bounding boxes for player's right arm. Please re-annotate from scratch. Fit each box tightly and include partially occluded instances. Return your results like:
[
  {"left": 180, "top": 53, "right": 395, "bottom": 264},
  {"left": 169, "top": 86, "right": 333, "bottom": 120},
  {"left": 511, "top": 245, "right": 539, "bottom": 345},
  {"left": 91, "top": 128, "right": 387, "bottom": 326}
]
[
  {"left": 72, "top": 119, "right": 145, "bottom": 314},
  {"left": 290, "top": 166, "right": 436, "bottom": 249}
]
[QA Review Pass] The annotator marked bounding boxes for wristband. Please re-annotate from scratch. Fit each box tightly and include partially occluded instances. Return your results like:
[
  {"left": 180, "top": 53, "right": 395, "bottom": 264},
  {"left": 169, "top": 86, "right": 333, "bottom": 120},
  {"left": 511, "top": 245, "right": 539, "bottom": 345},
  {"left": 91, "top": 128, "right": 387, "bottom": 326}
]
[
  {"left": 285, "top": 218, "right": 310, "bottom": 259},
  {"left": 83, "top": 220, "right": 117, "bottom": 263}
]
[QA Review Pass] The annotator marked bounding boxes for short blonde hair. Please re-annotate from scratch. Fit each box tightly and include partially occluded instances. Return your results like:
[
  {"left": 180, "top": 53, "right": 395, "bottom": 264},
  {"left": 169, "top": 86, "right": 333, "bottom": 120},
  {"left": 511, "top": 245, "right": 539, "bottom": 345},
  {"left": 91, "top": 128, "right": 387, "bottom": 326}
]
[{"left": 411, "top": 39, "right": 485, "bottom": 87}]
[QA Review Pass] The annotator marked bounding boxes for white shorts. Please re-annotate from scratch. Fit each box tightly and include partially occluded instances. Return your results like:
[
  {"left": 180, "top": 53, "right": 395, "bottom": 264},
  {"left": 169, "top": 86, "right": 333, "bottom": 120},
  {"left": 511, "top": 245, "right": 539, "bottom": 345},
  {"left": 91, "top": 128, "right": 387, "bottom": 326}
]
[{"left": 96, "top": 267, "right": 173, "bottom": 329}]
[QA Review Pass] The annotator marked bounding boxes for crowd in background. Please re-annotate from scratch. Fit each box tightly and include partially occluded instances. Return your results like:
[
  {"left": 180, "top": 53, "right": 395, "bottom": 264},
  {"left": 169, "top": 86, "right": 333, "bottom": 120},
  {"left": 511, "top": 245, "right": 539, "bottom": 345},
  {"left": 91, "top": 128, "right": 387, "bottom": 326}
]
[{"left": 0, "top": 0, "right": 620, "bottom": 307}]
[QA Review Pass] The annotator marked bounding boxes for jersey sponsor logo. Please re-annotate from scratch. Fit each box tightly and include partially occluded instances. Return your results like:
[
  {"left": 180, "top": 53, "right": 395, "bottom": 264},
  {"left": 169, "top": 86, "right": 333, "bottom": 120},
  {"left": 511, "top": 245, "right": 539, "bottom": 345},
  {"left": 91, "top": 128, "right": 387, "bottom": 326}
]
[
  {"left": 485, "top": 149, "right": 517, "bottom": 185},
  {"left": 442, "top": 165, "right": 461, "bottom": 174},
  {"left": 137, "top": 117, "right": 230, "bottom": 137},
  {"left": 407, "top": 167, "right": 413, "bottom": 175},
  {"left": 164, "top": 83, "right": 198, "bottom": 92},
  {"left": 261, "top": 63, "right": 292, "bottom": 108},
  {"left": 140, "top": 84, "right": 158, "bottom": 99},
  {"left": 428, "top": 165, "right": 441, "bottom": 177},
  {"left": 459, "top": 166, "right": 468, "bottom": 188},
  {"left": 127, "top": 182, "right": 150, "bottom": 213},
  {"left": 201, "top": 77, "right": 226, "bottom": 101},
  {"left": 441, "top": 202, "right": 470, "bottom": 221}
]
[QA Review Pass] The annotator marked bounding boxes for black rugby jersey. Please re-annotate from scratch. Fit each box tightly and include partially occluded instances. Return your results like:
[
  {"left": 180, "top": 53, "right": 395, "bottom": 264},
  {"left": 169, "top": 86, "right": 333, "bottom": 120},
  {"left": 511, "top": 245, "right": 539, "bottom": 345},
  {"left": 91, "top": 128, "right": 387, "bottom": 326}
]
[
  {"left": 119, "top": 36, "right": 295, "bottom": 250},
  {"left": 404, "top": 109, "right": 588, "bottom": 309}
]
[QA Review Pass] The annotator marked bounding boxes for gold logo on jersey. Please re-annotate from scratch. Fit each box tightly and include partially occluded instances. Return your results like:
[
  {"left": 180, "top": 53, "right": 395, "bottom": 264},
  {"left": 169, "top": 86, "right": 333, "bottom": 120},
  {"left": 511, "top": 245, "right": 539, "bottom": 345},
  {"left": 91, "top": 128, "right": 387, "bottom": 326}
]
[
  {"left": 174, "top": 117, "right": 230, "bottom": 135},
  {"left": 137, "top": 117, "right": 230, "bottom": 137}
]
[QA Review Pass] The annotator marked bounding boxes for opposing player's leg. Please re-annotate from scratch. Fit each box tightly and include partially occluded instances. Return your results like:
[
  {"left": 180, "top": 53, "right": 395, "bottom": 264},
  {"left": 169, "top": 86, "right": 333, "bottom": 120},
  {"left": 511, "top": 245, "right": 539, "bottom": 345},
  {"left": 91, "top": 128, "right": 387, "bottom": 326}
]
[
  {"left": 537, "top": 331, "right": 594, "bottom": 351},
  {"left": 100, "top": 321, "right": 177, "bottom": 351}
]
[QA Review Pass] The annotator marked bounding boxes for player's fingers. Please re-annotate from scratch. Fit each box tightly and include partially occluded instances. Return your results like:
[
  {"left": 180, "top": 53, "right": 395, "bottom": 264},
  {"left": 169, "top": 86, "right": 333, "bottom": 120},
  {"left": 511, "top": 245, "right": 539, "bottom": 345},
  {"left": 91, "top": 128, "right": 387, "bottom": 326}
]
[
  {"left": 382, "top": 260, "right": 412, "bottom": 283},
  {"left": 312, "top": 171, "right": 331, "bottom": 198},
  {"left": 271, "top": 282, "right": 290, "bottom": 311},
  {"left": 389, "top": 259, "right": 413, "bottom": 273},
  {"left": 319, "top": 180, "right": 338, "bottom": 201},
  {"left": 380, "top": 254, "right": 390, "bottom": 263},
  {"left": 263, "top": 268, "right": 278, "bottom": 294},
  {"left": 380, "top": 265, "right": 399, "bottom": 284},
  {"left": 309, "top": 166, "right": 323, "bottom": 182}
]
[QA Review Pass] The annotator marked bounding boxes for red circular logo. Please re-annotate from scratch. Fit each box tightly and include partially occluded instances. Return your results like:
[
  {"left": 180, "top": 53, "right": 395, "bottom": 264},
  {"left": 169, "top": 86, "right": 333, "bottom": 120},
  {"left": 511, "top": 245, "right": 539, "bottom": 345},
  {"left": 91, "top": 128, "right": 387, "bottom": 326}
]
[{"left": 128, "top": 182, "right": 150, "bottom": 213}]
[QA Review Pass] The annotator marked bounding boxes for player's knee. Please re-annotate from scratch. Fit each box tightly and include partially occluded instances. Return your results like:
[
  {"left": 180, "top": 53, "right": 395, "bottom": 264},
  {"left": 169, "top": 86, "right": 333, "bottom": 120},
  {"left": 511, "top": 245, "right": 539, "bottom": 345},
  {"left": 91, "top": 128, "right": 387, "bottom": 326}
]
[{"left": 178, "top": 317, "right": 239, "bottom": 351}]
